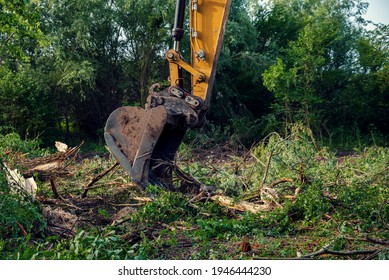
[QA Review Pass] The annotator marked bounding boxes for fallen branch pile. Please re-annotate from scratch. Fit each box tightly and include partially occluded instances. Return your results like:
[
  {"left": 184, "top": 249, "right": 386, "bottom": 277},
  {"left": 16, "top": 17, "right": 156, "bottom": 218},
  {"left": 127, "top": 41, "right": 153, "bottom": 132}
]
[
  {"left": 21, "top": 141, "right": 83, "bottom": 181},
  {"left": 2, "top": 141, "right": 83, "bottom": 200}
]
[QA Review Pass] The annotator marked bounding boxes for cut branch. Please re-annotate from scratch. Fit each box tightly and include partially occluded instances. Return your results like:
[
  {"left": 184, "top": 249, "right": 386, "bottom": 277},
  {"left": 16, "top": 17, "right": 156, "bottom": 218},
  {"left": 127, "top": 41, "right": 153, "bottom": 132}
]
[
  {"left": 268, "top": 177, "right": 294, "bottom": 189},
  {"left": 81, "top": 162, "right": 119, "bottom": 198},
  {"left": 300, "top": 247, "right": 377, "bottom": 259},
  {"left": 16, "top": 222, "right": 28, "bottom": 237},
  {"left": 363, "top": 246, "right": 389, "bottom": 260},
  {"left": 366, "top": 236, "right": 389, "bottom": 245},
  {"left": 259, "top": 150, "right": 274, "bottom": 190},
  {"left": 50, "top": 179, "right": 63, "bottom": 200}
]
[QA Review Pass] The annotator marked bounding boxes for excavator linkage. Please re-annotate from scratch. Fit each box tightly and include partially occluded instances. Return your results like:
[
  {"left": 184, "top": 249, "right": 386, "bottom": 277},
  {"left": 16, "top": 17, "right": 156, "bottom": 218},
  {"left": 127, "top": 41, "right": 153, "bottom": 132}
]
[{"left": 104, "top": 0, "right": 231, "bottom": 189}]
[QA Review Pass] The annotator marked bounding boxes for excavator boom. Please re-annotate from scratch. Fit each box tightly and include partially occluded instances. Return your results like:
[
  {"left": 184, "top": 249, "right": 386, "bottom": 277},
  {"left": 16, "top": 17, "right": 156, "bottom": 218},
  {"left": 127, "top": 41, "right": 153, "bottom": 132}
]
[{"left": 104, "top": 0, "right": 231, "bottom": 189}]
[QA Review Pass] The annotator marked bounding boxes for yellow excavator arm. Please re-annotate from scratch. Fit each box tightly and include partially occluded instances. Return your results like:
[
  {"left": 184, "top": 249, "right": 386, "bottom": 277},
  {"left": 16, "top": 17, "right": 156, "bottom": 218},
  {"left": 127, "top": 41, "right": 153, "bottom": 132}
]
[
  {"left": 167, "top": 0, "right": 231, "bottom": 105},
  {"left": 104, "top": 0, "right": 231, "bottom": 189}
]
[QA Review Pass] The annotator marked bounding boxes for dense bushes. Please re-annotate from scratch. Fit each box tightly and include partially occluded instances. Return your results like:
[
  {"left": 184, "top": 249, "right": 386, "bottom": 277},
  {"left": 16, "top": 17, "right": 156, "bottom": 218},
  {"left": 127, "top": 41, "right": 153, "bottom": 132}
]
[{"left": 0, "top": 132, "right": 46, "bottom": 241}]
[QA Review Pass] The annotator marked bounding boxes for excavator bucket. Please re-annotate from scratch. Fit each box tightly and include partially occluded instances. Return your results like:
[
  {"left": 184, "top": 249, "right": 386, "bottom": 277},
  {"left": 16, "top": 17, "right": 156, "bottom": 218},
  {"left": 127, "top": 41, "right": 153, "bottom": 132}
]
[
  {"left": 104, "top": 104, "right": 188, "bottom": 189},
  {"left": 104, "top": 106, "right": 168, "bottom": 189}
]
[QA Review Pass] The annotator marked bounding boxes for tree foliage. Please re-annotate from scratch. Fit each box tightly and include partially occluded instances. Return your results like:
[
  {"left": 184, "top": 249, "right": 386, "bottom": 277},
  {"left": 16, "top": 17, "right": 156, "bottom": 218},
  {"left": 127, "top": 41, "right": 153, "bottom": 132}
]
[
  {"left": 262, "top": 0, "right": 388, "bottom": 142},
  {"left": 0, "top": 0, "right": 387, "bottom": 146},
  {"left": 0, "top": 0, "right": 45, "bottom": 63}
]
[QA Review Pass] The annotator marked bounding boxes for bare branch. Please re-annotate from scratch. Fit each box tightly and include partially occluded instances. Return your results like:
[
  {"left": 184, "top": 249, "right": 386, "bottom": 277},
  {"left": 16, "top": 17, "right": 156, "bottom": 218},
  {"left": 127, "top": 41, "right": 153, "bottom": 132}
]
[
  {"left": 268, "top": 177, "right": 294, "bottom": 189},
  {"left": 81, "top": 162, "right": 119, "bottom": 198},
  {"left": 259, "top": 150, "right": 274, "bottom": 191},
  {"left": 300, "top": 247, "right": 377, "bottom": 259}
]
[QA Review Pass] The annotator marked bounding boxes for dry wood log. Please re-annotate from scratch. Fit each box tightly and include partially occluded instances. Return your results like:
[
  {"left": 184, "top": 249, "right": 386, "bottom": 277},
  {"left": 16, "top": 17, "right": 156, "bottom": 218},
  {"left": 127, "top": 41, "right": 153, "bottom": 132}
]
[
  {"left": 21, "top": 142, "right": 83, "bottom": 180},
  {"left": 209, "top": 195, "right": 270, "bottom": 213},
  {"left": 132, "top": 197, "right": 153, "bottom": 203}
]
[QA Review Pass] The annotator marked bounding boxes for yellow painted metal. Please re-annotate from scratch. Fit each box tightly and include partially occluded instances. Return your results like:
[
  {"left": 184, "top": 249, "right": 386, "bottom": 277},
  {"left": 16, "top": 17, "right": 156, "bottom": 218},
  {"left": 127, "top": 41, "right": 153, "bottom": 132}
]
[
  {"left": 167, "top": 55, "right": 181, "bottom": 87},
  {"left": 166, "top": 50, "right": 206, "bottom": 83},
  {"left": 189, "top": 0, "right": 231, "bottom": 106},
  {"left": 167, "top": 0, "right": 231, "bottom": 107}
]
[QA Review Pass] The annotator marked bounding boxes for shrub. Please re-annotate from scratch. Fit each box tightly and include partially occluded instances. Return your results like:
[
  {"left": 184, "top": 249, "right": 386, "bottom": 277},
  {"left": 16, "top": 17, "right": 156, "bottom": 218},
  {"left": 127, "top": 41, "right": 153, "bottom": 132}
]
[{"left": 0, "top": 131, "right": 46, "bottom": 238}]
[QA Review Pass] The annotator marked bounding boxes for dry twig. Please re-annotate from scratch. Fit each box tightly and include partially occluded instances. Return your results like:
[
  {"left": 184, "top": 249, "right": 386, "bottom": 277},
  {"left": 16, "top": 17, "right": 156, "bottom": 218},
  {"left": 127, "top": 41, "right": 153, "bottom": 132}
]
[
  {"left": 16, "top": 222, "right": 28, "bottom": 237},
  {"left": 300, "top": 248, "right": 377, "bottom": 258},
  {"left": 50, "top": 179, "right": 63, "bottom": 200},
  {"left": 259, "top": 150, "right": 274, "bottom": 190},
  {"left": 81, "top": 162, "right": 119, "bottom": 198}
]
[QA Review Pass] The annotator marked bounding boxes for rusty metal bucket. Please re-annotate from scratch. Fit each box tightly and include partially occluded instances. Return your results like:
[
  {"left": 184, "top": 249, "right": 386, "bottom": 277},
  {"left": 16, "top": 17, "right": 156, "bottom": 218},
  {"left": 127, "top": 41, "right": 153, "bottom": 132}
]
[{"left": 104, "top": 106, "right": 168, "bottom": 189}]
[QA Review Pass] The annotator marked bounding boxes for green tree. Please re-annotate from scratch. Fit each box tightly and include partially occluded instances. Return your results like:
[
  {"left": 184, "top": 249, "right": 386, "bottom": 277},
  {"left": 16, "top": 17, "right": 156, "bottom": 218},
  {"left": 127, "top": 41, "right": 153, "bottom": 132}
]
[
  {"left": 0, "top": 64, "right": 58, "bottom": 138},
  {"left": 207, "top": 0, "right": 274, "bottom": 144},
  {"left": 117, "top": 0, "right": 175, "bottom": 105},
  {"left": 345, "top": 24, "right": 389, "bottom": 135},
  {"left": 262, "top": 0, "right": 376, "bottom": 139},
  {"left": 36, "top": 0, "right": 174, "bottom": 139},
  {"left": 0, "top": 0, "right": 45, "bottom": 64}
]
